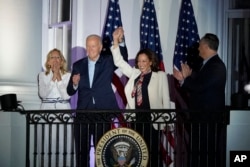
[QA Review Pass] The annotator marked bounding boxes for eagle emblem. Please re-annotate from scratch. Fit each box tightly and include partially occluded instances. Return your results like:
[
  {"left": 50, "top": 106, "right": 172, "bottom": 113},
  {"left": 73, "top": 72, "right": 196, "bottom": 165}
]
[
  {"left": 111, "top": 141, "right": 136, "bottom": 167},
  {"left": 95, "top": 127, "right": 148, "bottom": 167}
]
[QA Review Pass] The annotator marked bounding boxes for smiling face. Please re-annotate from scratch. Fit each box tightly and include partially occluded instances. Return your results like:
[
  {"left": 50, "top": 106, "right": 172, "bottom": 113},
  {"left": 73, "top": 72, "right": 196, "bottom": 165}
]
[
  {"left": 86, "top": 35, "right": 103, "bottom": 61},
  {"left": 45, "top": 49, "right": 64, "bottom": 70},
  {"left": 44, "top": 49, "right": 67, "bottom": 75},
  {"left": 48, "top": 50, "right": 62, "bottom": 67},
  {"left": 137, "top": 53, "right": 152, "bottom": 73}
]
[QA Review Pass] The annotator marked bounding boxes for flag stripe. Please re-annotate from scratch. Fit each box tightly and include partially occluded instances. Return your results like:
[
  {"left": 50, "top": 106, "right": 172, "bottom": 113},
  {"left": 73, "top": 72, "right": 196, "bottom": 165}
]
[{"left": 112, "top": 73, "right": 127, "bottom": 105}]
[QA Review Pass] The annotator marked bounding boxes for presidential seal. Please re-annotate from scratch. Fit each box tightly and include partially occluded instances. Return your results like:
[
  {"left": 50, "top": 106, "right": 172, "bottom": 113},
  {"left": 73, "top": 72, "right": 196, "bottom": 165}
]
[{"left": 95, "top": 127, "right": 148, "bottom": 167}]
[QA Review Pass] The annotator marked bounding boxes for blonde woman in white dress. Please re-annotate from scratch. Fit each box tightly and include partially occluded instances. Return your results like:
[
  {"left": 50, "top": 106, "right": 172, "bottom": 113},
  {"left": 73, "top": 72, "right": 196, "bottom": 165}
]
[
  {"left": 38, "top": 48, "right": 72, "bottom": 166},
  {"left": 38, "top": 48, "right": 71, "bottom": 109}
]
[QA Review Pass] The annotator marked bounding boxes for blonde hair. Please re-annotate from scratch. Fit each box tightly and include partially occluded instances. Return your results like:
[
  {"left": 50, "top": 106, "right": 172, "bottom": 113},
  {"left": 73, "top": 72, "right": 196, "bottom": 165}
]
[{"left": 44, "top": 48, "right": 68, "bottom": 75}]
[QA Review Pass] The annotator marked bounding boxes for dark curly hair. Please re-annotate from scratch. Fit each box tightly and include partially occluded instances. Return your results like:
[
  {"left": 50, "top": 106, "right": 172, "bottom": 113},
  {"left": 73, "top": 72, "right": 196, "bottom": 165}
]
[{"left": 134, "top": 48, "right": 159, "bottom": 72}]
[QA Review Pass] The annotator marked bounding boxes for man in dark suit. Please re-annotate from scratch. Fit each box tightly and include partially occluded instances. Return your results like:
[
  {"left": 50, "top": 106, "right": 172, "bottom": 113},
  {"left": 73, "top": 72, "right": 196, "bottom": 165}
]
[
  {"left": 67, "top": 34, "right": 124, "bottom": 167},
  {"left": 67, "top": 34, "right": 119, "bottom": 110},
  {"left": 174, "top": 33, "right": 226, "bottom": 111},
  {"left": 173, "top": 33, "right": 227, "bottom": 167}
]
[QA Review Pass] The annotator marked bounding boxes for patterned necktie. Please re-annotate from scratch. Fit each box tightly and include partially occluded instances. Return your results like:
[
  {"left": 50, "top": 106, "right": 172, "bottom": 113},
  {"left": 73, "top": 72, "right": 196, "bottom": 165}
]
[
  {"left": 131, "top": 71, "right": 151, "bottom": 106},
  {"left": 136, "top": 74, "right": 144, "bottom": 106}
]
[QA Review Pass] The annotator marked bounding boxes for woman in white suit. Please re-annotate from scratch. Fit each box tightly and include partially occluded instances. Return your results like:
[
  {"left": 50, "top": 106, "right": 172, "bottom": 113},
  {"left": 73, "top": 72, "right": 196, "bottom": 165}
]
[
  {"left": 111, "top": 28, "right": 170, "bottom": 110},
  {"left": 37, "top": 48, "right": 72, "bottom": 167},
  {"left": 111, "top": 27, "right": 171, "bottom": 166},
  {"left": 38, "top": 48, "right": 71, "bottom": 109}
]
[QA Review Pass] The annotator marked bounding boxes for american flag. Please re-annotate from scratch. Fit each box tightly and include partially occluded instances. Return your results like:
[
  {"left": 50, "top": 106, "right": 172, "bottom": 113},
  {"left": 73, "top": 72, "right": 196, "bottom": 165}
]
[
  {"left": 102, "top": 0, "right": 128, "bottom": 128},
  {"left": 140, "top": 0, "right": 173, "bottom": 166},
  {"left": 173, "top": 0, "right": 200, "bottom": 71},
  {"left": 102, "top": 0, "right": 124, "bottom": 55},
  {"left": 140, "top": 0, "right": 165, "bottom": 71},
  {"left": 171, "top": 0, "right": 200, "bottom": 166}
]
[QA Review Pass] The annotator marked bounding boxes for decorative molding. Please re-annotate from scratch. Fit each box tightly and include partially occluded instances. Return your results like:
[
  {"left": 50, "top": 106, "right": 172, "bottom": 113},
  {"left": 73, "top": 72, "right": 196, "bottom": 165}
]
[{"left": 0, "top": 82, "right": 41, "bottom": 110}]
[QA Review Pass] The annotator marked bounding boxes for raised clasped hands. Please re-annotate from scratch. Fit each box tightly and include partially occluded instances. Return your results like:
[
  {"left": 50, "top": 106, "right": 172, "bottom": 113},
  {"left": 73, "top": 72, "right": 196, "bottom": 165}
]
[{"left": 112, "top": 27, "right": 124, "bottom": 47}]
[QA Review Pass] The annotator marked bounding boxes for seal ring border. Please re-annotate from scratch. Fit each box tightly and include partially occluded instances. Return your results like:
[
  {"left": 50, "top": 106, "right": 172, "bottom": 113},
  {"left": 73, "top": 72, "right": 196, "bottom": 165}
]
[{"left": 95, "top": 127, "right": 149, "bottom": 167}]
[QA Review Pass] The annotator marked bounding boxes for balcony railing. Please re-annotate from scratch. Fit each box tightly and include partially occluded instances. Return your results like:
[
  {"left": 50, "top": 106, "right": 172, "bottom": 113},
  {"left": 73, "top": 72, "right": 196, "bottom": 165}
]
[{"left": 23, "top": 109, "right": 229, "bottom": 167}]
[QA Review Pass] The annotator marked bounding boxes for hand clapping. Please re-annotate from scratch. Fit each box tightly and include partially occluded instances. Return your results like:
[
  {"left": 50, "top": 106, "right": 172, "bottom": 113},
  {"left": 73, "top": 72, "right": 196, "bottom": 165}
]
[
  {"left": 181, "top": 62, "right": 192, "bottom": 79},
  {"left": 173, "top": 62, "right": 192, "bottom": 82},
  {"left": 52, "top": 63, "right": 62, "bottom": 81}
]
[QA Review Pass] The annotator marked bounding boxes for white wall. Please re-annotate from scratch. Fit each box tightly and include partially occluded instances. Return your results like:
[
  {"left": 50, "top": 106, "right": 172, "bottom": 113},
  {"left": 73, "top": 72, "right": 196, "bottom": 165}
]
[
  {"left": 0, "top": 0, "right": 42, "bottom": 83},
  {"left": 0, "top": 0, "right": 42, "bottom": 166},
  {"left": 0, "top": 0, "right": 42, "bottom": 111},
  {"left": 227, "top": 110, "right": 250, "bottom": 167}
]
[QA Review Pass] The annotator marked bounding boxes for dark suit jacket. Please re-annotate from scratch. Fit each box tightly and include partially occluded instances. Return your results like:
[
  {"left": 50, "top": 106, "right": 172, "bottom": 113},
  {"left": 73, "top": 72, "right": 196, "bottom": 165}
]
[
  {"left": 67, "top": 54, "right": 119, "bottom": 109},
  {"left": 182, "top": 55, "right": 226, "bottom": 111}
]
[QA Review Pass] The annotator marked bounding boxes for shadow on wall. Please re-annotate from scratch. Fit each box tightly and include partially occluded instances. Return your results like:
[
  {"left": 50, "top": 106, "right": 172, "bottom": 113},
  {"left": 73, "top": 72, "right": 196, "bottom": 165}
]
[
  {"left": 69, "top": 47, "right": 86, "bottom": 109},
  {"left": 71, "top": 46, "right": 87, "bottom": 70}
]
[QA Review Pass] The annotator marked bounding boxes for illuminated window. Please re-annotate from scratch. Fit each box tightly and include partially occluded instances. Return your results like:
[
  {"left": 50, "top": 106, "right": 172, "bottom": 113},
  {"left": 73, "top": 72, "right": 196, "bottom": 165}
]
[{"left": 43, "top": 0, "right": 72, "bottom": 70}]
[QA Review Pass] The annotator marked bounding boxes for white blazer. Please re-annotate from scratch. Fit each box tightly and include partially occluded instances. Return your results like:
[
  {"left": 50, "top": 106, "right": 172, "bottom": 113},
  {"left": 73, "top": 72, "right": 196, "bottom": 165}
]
[
  {"left": 111, "top": 46, "right": 172, "bottom": 129},
  {"left": 38, "top": 71, "right": 71, "bottom": 109}
]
